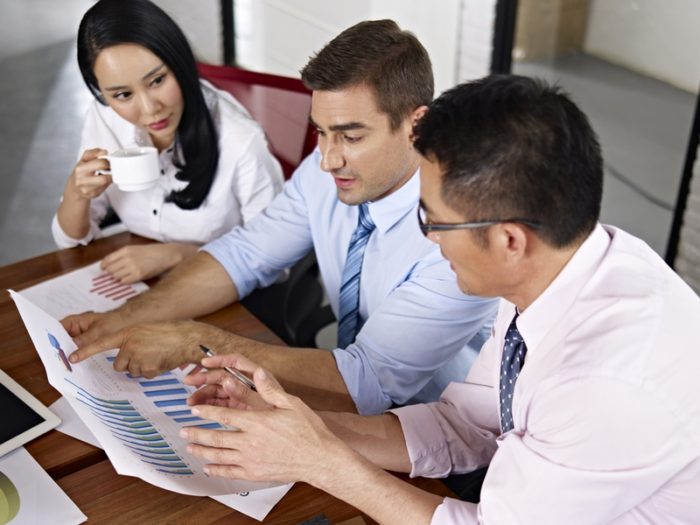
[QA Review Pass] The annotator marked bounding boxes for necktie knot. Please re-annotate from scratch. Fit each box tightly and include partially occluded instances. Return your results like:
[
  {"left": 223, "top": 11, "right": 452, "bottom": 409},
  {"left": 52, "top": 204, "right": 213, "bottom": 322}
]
[{"left": 356, "top": 203, "right": 375, "bottom": 236}]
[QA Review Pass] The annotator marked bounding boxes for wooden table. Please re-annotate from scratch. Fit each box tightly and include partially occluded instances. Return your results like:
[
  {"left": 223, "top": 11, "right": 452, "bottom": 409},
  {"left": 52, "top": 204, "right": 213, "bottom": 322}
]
[{"left": 0, "top": 233, "right": 454, "bottom": 523}]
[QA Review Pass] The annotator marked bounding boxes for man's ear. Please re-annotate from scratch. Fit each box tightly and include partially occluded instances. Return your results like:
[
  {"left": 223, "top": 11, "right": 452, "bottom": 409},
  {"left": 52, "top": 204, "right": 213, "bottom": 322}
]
[
  {"left": 497, "top": 223, "right": 530, "bottom": 264},
  {"left": 408, "top": 105, "right": 429, "bottom": 141},
  {"left": 412, "top": 105, "right": 428, "bottom": 124}
]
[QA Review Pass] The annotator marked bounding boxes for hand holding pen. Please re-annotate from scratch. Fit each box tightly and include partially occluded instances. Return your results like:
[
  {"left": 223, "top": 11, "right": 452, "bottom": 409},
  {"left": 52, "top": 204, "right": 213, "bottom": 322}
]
[
  {"left": 185, "top": 350, "right": 272, "bottom": 411},
  {"left": 198, "top": 345, "right": 257, "bottom": 391}
]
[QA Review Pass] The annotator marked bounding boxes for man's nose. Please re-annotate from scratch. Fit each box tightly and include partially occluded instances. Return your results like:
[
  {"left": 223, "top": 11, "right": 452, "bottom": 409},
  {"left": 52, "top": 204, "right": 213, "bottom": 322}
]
[{"left": 319, "top": 140, "right": 345, "bottom": 172}]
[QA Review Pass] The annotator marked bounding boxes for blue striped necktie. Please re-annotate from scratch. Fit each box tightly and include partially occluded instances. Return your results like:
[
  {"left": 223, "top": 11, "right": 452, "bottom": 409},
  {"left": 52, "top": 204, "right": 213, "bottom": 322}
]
[
  {"left": 337, "top": 203, "right": 376, "bottom": 349},
  {"left": 499, "top": 313, "right": 527, "bottom": 433}
]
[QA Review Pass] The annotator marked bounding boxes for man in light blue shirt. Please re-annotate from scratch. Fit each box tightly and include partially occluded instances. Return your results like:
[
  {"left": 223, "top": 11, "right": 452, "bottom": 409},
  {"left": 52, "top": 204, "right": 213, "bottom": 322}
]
[{"left": 65, "top": 20, "right": 498, "bottom": 414}]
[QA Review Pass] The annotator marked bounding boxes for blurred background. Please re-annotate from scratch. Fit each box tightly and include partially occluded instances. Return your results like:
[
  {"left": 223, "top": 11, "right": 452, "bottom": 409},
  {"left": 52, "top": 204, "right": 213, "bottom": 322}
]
[{"left": 1, "top": 0, "right": 699, "bottom": 293}]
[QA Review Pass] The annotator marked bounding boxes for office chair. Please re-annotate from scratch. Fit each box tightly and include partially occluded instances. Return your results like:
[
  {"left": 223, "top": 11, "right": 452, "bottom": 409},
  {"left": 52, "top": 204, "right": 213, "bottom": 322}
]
[
  {"left": 197, "top": 64, "right": 334, "bottom": 348},
  {"left": 197, "top": 63, "right": 317, "bottom": 180}
]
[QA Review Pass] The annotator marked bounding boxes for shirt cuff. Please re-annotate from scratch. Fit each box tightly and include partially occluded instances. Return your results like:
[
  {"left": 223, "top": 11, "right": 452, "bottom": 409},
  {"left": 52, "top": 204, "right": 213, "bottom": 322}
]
[
  {"left": 332, "top": 343, "right": 393, "bottom": 416},
  {"left": 51, "top": 214, "right": 98, "bottom": 248},
  {"left": 201, "top": 232, "right": 278, "bottom": 299},
  {"left": 389, "top": 403, "right": 453, "bottom": 478},
  {"left": 431, "top": 497, "right": 479, "bottom": 524}
]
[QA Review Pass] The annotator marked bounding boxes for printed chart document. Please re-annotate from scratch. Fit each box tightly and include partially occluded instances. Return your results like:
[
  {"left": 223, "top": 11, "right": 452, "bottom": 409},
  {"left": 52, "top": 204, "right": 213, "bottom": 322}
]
[
  {"left": 19, "top": 261, "right": 148, "bottom": 320},
  {"left": 49, "top": 396, "right": 293, "bottom": 521},
  {"left": 0, "top": 447, "right": 86, "bottom": 524},
  {"left": 49, "top": 396, "right": 101, "bottom": 449},
  {"left": 10, "top": 290, "right": 277, "bottom": 497}
]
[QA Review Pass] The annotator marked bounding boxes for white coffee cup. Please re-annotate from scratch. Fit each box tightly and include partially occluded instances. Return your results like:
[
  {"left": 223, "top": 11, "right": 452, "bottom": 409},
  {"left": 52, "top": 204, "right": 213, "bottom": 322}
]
[{"left": 101, "top": 146, "right": 160, "bottom": 191}]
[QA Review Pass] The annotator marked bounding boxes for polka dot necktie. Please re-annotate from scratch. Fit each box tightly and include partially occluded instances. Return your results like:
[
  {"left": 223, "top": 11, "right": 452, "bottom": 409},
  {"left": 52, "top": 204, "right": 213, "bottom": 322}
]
[
  {"left": 499, "top": 313, "right": 527, "bottom": 433},
  {"left": 337, "top": 203, "right": 376, "bottom": 349}
]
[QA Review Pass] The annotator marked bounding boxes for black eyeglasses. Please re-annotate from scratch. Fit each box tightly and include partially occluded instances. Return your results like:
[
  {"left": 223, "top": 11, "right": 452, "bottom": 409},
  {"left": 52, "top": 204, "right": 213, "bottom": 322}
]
[{"left": 417, "top": 206, "right": 542, "bottom": 236}]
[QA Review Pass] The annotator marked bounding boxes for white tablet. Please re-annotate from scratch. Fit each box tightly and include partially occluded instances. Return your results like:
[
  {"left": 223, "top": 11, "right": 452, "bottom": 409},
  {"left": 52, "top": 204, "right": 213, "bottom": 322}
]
[{"left": 0, "top": 369, "right": 60, "bottom": 457}]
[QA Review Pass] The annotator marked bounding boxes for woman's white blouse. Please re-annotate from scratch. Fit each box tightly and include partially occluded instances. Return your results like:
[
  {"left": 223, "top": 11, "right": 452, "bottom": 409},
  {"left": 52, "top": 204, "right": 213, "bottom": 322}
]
[{"left": 52, "top": 79, "right": 283, "bottom": 248}]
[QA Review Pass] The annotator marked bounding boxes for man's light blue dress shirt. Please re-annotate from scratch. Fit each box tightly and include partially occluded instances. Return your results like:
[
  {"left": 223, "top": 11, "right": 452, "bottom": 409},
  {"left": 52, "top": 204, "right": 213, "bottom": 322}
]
[{"left": 203, "top": 150, "right": 498, "bottom": 415}]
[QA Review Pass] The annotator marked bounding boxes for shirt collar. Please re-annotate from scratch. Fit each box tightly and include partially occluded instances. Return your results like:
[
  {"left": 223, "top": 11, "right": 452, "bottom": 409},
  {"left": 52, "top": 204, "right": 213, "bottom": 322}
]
[
  {"left": 365, "top": 167, "right": 420, "bottom": 235},
  {"left": 516, "top": 223, "right": 611, "bottom": 351}
]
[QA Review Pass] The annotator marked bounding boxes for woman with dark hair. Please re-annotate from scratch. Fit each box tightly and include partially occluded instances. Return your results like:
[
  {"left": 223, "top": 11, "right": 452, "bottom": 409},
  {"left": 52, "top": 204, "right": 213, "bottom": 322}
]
[{"left": 52, "top": 0, "right": 283, "bottom": 283}]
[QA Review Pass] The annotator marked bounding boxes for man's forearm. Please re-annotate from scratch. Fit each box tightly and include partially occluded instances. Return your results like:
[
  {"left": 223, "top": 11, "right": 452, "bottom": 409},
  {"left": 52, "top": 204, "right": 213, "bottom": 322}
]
[
  {"left": 121, "top": 251, "right": 239, "bottom": 322},
  {"left": 312, "top": 444, "right": 441, "bottom": 525},
  {"left": 321, "top": 412, "right": 412, "bottom": 472},
  {"left": 210, "top": 330, "right": 357, "bottom": 412}
]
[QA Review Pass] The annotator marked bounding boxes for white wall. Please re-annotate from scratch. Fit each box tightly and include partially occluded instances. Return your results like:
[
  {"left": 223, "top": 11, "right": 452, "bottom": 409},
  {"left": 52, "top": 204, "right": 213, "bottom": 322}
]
[
  {"left": 0, "top": 0, "right": 222, "bottom": 65},
  {"left": 584, "top": 0, "right": 700, "bottom": 93},
  {"left": 457, "top": 0, "right": 497, "bottom": 82},
  {"left": 151, "top": 0, "right": 222, "bottom": 64},
  {"left": 0, "top": 0, "right": 93, "bottom": 61},
  {"left": 235, "top": 0, "right": 463, "bottom": 96},
  {"left": 370, "top": 0, "right": 462, "bottom": 95}
]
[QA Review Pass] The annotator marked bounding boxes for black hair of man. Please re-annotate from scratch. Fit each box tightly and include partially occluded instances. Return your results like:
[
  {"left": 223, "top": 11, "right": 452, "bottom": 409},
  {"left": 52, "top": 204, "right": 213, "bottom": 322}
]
[
  {"left": 301, "top": 19, "right": 434, "bottom": 131},
  {"left": 77, "top": 0, "right": 219, "bottom": 210},
  {"left": 413, "top": 74, "right": 603, "bottom": 248}
]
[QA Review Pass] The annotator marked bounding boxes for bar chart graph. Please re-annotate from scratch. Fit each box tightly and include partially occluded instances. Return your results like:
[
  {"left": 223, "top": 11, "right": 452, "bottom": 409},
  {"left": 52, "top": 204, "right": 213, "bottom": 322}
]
[
  {"left": 89, "top": 273, "right": 141, "bottom": 301},
  {"left": 106, "top": 356, "right": 223, "bottom": 432},
  {"left": 12, "top": 285, "right": 275, "bottom": 496}
]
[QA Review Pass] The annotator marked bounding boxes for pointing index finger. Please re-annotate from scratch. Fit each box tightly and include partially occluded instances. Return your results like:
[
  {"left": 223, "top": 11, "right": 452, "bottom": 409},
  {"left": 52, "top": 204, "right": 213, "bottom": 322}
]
[{"left": 69, "top": 330, "right": 125, "bottom": 364}]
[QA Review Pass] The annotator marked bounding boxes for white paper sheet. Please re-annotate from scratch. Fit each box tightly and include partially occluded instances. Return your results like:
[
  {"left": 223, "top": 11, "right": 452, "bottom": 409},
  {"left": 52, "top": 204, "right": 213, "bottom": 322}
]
[
  {"left": 50, "top": 397, "right": 101, "bottom": 449},
  {"left": 213, "top": 484, "right": 294, "bottom": 521},
  {"left": 0, "top": 447, "right": 86, "bottom": 524},
  {"left": 49, "top": 396, "right": 292, "bottom": 521},
  {"left": 19, "top": 262, "right": 148, "bottom": 320},
  {"left": 10, "top": 290, "right": 277, "bottom": 497}
]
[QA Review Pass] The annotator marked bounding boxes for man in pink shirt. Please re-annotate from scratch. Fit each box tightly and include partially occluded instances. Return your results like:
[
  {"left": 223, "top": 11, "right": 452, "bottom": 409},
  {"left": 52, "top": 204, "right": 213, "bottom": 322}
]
[{"left": 180, "top": 75, "right": 700, "bottom": 524}]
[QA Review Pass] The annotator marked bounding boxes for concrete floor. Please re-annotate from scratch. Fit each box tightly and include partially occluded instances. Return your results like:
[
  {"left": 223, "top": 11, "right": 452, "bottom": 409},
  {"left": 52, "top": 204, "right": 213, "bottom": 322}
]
[{"left": 0, "top": 2, "right": 696, "bottom": 265}]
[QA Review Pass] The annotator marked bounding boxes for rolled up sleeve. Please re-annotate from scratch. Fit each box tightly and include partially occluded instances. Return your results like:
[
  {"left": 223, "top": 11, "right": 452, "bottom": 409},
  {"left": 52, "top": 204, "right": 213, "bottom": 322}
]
[
  {"left": 333, "top": 255, "right": 498, "bottom": 415},
  {"left": 202, "top": 170, "right": 313, "bottom": 298}
]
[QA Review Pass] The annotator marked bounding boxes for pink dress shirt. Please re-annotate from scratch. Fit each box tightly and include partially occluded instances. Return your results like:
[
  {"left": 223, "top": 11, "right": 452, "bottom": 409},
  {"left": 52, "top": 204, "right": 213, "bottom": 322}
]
[{"left": 392, "top": 224, "right": 700, "bottom": 524}]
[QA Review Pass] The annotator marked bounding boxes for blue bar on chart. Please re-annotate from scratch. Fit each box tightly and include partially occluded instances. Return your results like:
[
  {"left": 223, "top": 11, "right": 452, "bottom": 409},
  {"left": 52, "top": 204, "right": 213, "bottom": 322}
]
[
  {"left": 156, "top": 468, "right": 194, "bottom": 475},
  {"left": 125, "top": 444, "right": 177, "bottom": 455},
  {"left": 164, "top": 410, "right": 192, "bottom": 417},
  {"left": 154, "top": 398, "right": 188, "bottom": 408},
  {"left": 138, "top": 378, "right": 181, "bottom": 387},
  {"left": 143, "top": 388, "right": 189, "bottom": 398},
  {"left": 173, "top": 416, "right": 203, "bottom": 423},
  {"left": 185, "top": 422, "right": 222, "bottom": 430}
]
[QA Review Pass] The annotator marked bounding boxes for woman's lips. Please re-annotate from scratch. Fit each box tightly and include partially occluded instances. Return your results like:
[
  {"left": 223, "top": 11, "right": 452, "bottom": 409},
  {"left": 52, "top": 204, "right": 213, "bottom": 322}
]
[{"left": 149, "top": 117, "right": 170, "bottom": 131}]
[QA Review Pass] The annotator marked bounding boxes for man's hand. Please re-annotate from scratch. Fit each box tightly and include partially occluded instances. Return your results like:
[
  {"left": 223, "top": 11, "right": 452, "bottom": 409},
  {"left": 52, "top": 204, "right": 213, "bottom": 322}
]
[
  {"left": 183, "top": 361, "right": 349, "bottom": 484},
  {"left": 61, "top": 310, "right": 130, "bottom": 347},
  {"left": 100, "top": 243, "right": 197, "bottom": 284},
  {"left": 68, "top": 321, "right": 206, "bottom": 377},
  {"left": 185, "top": 354, "right": 272, "bottom": 411}
]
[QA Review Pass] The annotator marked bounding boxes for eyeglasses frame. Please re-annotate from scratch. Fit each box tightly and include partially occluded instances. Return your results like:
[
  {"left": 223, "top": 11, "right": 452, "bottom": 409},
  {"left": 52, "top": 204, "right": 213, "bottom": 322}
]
[{"left": 417, "top": 205, "right": 542, "bottom": 236}]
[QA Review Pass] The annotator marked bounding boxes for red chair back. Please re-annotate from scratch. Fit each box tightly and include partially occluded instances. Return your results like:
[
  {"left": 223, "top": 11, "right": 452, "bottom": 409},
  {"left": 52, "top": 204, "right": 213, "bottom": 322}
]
[{"left": 198, "top": 63, "right": 316, "bottom": 179}]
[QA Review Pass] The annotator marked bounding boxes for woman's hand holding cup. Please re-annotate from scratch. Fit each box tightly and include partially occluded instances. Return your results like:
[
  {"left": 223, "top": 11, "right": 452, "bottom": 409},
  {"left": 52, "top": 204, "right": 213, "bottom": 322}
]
[{"left": 70, "top": 148, "right": 113, "bottom": 200}]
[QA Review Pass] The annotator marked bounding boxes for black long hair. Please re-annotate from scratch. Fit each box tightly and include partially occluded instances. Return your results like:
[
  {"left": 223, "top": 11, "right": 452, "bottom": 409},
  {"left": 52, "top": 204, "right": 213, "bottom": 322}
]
[{"left": 77, "top": 0, "right": 219, "bottom": 210}]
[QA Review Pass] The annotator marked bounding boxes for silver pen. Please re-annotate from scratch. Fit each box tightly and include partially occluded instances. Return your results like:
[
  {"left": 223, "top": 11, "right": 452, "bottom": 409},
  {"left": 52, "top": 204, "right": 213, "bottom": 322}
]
[{"left": 199, "top": 344, "right": 257, "bottom": 392}]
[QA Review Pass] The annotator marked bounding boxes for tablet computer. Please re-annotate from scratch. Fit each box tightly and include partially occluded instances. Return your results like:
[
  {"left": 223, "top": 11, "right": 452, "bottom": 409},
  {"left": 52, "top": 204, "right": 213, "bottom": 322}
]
[{"left": 0, "top": 369, "right": 60, "bottom": 457}]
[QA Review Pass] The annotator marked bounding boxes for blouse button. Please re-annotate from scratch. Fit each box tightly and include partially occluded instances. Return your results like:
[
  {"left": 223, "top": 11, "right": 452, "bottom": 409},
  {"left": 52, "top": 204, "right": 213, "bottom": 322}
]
[
  {"left": 160, "top": 169, "right": 165, "bottom": 175},
  {"left": 152, "top": 209, "right": 157, "bottom": 215}
]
